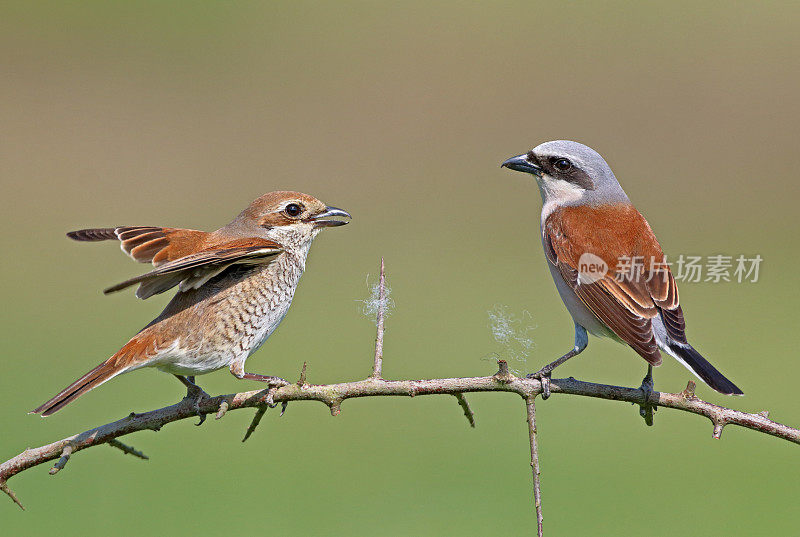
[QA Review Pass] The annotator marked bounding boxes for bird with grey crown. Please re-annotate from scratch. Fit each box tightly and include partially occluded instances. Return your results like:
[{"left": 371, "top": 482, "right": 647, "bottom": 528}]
[{"left": 501, "top": 141, "right": 742, "bottom": 406}]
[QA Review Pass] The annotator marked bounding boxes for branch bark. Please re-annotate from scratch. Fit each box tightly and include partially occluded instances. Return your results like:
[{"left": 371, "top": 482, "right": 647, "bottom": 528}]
[
  {"left": 526, "top": 396, "right": 543, "bottom": 537},
  {"left": 370, "top": 257, "right": 386, "bottom": 379},
  {"left": 2, "top": 368, "right": 798, "bottom": 509}
]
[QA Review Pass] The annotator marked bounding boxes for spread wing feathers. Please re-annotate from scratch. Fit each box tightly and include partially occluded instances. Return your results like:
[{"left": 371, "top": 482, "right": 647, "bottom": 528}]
[
  {"left": 104, "top": 242, "right": 283, "bottom": 299},
  {"left": 67, "top": 228, "right": 120, "bottom": 241},
  {"left": 67, "top": 226, "right": 208, "bottom": 266},
  {"left": 544, "top": 217, "right": 687, "bottom": 366}
]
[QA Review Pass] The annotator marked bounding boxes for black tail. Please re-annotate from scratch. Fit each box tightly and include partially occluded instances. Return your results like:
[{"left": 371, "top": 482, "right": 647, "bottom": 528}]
[
  {"left": 667, "top": 343, "right": 743, "bottom": 395},
  {"left": 31, "top": 361, "right": 122, "bottom": 417}
]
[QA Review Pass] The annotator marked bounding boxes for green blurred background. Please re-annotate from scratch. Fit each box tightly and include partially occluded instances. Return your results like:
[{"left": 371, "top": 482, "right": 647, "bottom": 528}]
[{"left": 2, "top": 1, "right": 799, "bottom": 535}]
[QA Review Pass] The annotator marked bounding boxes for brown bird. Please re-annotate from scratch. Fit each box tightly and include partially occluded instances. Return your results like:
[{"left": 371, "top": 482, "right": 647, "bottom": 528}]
[
  {"left": 32, "top": 191, "right": 350, "bottom": 417},
  {"left": 501, "top": 141, "right": 742, "bottom": 404}
]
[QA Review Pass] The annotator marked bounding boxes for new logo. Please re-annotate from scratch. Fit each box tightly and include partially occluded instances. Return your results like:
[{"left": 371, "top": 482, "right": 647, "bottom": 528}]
[{"left": 577, "top": 252, "right": 608, "bottom": 284}]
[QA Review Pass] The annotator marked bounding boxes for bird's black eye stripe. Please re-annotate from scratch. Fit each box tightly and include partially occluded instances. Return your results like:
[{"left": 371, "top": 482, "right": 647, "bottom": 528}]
[
  {"left": 284, "top": 203, "right": 303, "bottom": 217},
  {"left": 551, "top": 157, "right": 572, "bottom": 172}
]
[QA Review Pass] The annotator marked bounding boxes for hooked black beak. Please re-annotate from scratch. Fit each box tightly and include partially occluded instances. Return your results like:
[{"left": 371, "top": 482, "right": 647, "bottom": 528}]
[
  {"left": 311, "top": 206, "right": 351, "bottom": 228},
  {"left": 501, "top": 154, "right": 543, "bottom": 176}
]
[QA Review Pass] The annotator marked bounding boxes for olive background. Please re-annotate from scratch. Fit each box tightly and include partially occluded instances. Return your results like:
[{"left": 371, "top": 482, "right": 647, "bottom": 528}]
[{"left": 2, "top": 2, "right": 799, "bottom": 535}]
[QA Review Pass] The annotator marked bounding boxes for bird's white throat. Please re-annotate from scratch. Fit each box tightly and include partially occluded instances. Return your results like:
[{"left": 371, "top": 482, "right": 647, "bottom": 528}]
[{"left": 536, "top": 175, "right": 586, "bottom": 227}]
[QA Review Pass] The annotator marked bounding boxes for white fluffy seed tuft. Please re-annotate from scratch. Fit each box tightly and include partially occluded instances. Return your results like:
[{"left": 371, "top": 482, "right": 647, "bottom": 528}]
[
  {"left": 360, "top": 276, "right": 395, "bottom": 323},
  {"left": 487, "top": 305, "right": 535, "bottom": 371}
]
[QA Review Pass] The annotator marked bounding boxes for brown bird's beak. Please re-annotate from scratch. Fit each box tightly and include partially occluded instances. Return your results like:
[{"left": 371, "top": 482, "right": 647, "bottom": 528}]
[
  {"left": 501, "top": 154, "right": 543, "bottom": 177},
  {"left": 310, "top": 206, "right": 351, "bottom": 228}
]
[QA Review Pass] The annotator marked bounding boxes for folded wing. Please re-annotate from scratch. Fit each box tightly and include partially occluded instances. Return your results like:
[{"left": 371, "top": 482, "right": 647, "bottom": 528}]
[{"left": 544, "top": 206, "right": 687, "bottom": 366}]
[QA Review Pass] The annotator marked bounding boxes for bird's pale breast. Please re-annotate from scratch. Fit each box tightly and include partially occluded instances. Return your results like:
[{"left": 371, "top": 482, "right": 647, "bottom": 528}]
[{"left": 133, "top": 250, "right": 306, "bottom": 376}]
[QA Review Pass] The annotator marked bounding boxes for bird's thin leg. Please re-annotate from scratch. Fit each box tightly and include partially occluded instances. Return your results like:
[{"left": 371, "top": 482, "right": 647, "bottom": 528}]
[
  {"left": 638, "top": 364, "right": 657, "bottom": 426},
  {"left": 229, "top": 362, "right": 290, "bottom": 408},
  {"left": 174, "top": 374, "right": 206, "bottom": 397},
  {"left": 174, "top": 375, "right": 210, "bottom": 426},
  {"left": 239, "top": 373, "right": 290, "bottom": 408},
  {"left": 527, "top": 323, "right": 588, "bottom": 399},
  {"left": 229, "top": 360, "right": 289, "bottom": 387},
  {"left": 239, "top": 372, "right": 290, "bottom": 385}
]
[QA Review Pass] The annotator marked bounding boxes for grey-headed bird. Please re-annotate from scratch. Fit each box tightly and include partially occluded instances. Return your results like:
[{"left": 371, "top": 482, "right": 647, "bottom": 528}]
[{"left": 502, "top": 141, "right": 742, "bottom": 403}]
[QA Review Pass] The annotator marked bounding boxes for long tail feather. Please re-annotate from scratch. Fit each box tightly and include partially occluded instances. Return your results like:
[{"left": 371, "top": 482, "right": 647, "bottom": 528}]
[
  {"left": 31, "top": 361, "right": 125, "bottom": 417},
  {"left": 666, "top": 342, "right": 743, "bottom": 395}
]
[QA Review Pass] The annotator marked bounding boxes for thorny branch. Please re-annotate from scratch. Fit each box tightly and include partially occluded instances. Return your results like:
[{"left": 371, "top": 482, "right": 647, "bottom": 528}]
[
  {"left": 3, "top": 365, "right": 799, "bottom": 511},
  {"left": 453, "top": 393, "right": 476, "bottom": 428},
  {"left": 2, "top": 260, "right": 799, "bottom": 532},
  {"left": 526, "top": 396, "right": 543, "bottom": 537},
  {"left": 370, "top": 257, "right": 386, "bottom": 379},
  {"left": 48, "top": 445, "right": 73, "bottom": 475},
  {"left": 107, "top": 439, "right": 148, "bottom": 460}
]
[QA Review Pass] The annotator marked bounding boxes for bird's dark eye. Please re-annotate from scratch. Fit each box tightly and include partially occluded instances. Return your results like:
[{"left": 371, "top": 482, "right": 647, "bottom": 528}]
[
  {"left": 552, "top": 158, "right": 572, "bottom": 171},
  {"left": 284, "top": 203, "right": 303, "bottom": 217}
]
